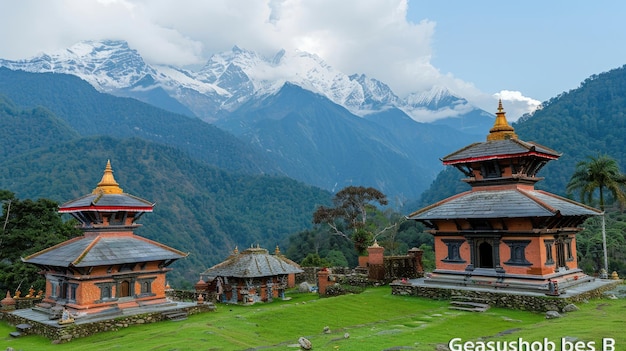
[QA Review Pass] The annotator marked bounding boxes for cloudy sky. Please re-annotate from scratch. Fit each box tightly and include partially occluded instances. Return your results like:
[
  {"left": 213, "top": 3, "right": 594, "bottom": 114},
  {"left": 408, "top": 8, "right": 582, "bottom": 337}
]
[{"left": 2, "top": 0, "right": 625, "bottom": 120}]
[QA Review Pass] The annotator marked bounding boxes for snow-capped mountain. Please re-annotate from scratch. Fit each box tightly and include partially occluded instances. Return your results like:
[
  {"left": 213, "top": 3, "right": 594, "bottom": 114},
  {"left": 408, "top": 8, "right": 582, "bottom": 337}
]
[
  {"left": 0, "top": 41, "right": 156, "bottom": 92},
  {"left": 0, "top": 40, "right": 496, "bottom": 201},
  {"left": 0, "top": 40, "right": 488, "bottom": 124}
]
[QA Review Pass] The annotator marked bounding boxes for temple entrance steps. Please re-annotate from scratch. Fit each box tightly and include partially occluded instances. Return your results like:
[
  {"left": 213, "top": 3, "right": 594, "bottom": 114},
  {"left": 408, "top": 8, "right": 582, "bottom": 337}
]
[
  {"left": 9, "top": 323, "right": 32, "bottom": 338},
  {"left": 161, "top": 309, "right": 188, "bottom": 321},
  {"left": 449, "top": 296, "right": 490, "bottom": 312}
]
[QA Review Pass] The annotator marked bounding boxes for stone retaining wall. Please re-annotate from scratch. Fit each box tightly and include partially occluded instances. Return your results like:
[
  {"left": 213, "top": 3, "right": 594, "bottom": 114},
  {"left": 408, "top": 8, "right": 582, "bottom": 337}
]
[
  {"left": 391, "top": 280, "right": 622, "bottom": 312},
  {"left": 1, "top": 303, "right": 215, "bottom": 343}
]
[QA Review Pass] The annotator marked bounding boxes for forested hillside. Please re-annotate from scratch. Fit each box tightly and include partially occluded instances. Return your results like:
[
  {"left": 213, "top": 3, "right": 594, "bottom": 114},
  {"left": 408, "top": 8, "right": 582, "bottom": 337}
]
[
  {"left": 0, "top": 97, "right": 331, "bottom": 287},
  {"left": 514, "top": 65, "right": 626, "bottom": 195},
  {"left": 0, "top": 96, "right": 79, "bottom": 160},
  {"left": 215, "top": 83, "right": 478, "bottom": 200},
  {"left": 0, "top": 68, "right": 278, "bottom": 175},
  {"left": 410, "top": 65, "right": 626, "bottom": 209}
]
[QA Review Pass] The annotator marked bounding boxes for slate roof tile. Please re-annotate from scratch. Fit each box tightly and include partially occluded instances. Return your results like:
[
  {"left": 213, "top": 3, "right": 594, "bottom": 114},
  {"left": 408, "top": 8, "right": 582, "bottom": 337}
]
[
  {"left": 23, "top": 235, "right": 187, "bottom": 267},
  {"left": 443, "top": 139, "right": 561, "bottom": 164},
  {"left": 59, "top": 193, "right": 153, "bottom": 212},
  {"left": 408, "top": 189, "right": 601, "bottom": 220},
  {"left": 201, "top": 248, "right": 303, "bottom": 279}
]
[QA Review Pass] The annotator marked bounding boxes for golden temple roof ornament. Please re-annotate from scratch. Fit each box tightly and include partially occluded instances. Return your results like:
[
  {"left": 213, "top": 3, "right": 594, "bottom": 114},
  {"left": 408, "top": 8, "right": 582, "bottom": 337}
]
[
  {"left": 92, "top": 160, "right": 123, "bottom": 194},
  {"left": 487, "top": 100, "right": 518, "bottom": 141}
]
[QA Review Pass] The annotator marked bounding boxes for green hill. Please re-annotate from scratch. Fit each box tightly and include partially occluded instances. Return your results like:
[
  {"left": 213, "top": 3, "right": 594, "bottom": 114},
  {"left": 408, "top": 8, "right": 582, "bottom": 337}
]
[
  {"left": 411, "top": 65, "right": 626, "bottom": 210},
  {"left": 0, "top": 98, "right": 331, "bottom": 287},
  {"left": 0, "top": 95, "right": 79, "bottom": 160},
  {"left": 0, "top": 67, "right": 278, "bottom": 175},
  {"left": 514, "top": 65, "right": 626, "bottom": 195}
]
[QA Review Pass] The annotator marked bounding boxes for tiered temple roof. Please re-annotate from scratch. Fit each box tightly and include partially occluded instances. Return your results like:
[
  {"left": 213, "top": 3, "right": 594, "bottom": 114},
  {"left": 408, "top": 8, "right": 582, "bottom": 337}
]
[
  {"left": 23, "top": 160, "right": 187, "bottom": 269},
  {"left": 200, "top": 246, "right": 303, "bottom": 281}
]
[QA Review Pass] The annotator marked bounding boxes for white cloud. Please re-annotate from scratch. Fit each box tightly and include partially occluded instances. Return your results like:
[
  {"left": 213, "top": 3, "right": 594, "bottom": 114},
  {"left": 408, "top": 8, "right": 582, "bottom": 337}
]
[
  {"left": 0, "top": 0, "right": 541, "bottom": 121},
  {"left": 493, "top": 90, "right": 541, "bottom": 122},
  {"left": 0, "top": 1, "right": 439, "bottom": 84}
]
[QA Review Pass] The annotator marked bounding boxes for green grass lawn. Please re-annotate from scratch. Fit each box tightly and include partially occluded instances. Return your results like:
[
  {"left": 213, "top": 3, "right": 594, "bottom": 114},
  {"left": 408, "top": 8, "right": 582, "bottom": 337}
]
[{"left": 0, "top": 286, "right": 623, "bottom": 350}]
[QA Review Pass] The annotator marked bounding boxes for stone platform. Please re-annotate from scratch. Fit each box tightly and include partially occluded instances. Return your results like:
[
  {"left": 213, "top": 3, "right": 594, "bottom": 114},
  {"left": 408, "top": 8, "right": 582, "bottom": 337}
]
[
  {"left": 2, "top": 300, "right": 215, "bottom": 342},
  {"left": 391, "top": 276, "right": 621, "bottom": 312}
]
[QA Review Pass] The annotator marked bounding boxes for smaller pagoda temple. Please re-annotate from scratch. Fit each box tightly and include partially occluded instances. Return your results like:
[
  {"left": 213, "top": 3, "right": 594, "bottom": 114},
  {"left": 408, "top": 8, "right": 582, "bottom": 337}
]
[
  {"left": 407, "top": 101, "right": 602, "bottom": 293},
  {"left": 23, "top": 161, "right": 188, "bottom": 317},
  {"left": 196, "top": 246, "right": 302, "bottom": 304}
]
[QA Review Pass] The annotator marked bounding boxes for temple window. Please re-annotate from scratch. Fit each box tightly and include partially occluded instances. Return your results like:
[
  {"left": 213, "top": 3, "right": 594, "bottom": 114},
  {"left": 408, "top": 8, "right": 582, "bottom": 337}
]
[
  {"left": 565, "top": 238, "right": 574, "bottom": 261},
  {"left": 544, "top": 240, "right": 555, "bottom": 265},
  {"left": 138, "top": 277, "right": 156, "bottom": 296},
  {"left": 481, "top": 161, "right": 501, "bottom": 178},
  {"left": 110, "top": 211, "right": 126, "bottom": 225},
  {"left": 96, "top": 282, "right": 115, "bottom": 301},
  {"left": 441, "top": 239, "right": 466, "bottom": 263},
  {"left": 50, "top": 281, "right": 59, "bottom": 299},
  {"left": 68, "top": 283, "right": 78, "bottom": 302},
  {"left": 503, "top": 240, "right": 532, "bottom": 266}
]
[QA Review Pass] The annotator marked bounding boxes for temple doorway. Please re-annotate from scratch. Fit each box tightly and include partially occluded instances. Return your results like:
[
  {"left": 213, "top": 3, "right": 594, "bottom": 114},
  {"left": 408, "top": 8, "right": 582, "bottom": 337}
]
[
  {"left": 119, "top": 280, "right": 131, "bottom": 297},
  {"left": 478, "top": 242, "right": 494, "bottom": 268},
  {"left": 555, "top": 238, "right": 567, "bottom": 268}
]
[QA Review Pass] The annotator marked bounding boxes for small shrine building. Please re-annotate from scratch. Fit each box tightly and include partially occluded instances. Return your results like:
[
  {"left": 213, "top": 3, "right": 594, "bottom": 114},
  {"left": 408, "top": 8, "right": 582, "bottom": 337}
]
[
  {"left": 23, "top": 161, "right": 188, "bottom": 315},
  {"left": 407, "top": 101, "right": 601, "bottom": 292},
  {"left": 196, "top": 246, "right": 302, "bottom": 304}
]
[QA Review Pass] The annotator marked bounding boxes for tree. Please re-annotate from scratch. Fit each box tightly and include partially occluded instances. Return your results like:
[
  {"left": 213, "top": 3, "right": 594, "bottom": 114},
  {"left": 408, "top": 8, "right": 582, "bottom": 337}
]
[
  {"left": 313, "top": 186, "right": 391, "bottom": 255},
  {"left": 566, "top": 154, "right": 626, "bottom": 274},
  {"left": 566, "top": 154, "right": 626, "bottom": 211},
  {"left": 0, "top": 191, "right": 82, "bottom": 292},
  {"left": 300, "top": 253, "right": 331, "bottom": 268}
]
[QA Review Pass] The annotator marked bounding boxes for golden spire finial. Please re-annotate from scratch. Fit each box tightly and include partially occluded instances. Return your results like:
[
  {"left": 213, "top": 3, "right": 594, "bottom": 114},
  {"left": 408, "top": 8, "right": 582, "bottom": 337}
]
[
  {"left": 233, "top": 246, "right": 239, "bottom": 255},
  {"left": 487, "top": 99, "right": 517, "bottom": 141},
  {"left": 92, "top": 160, "right": 123, "bottom": 194},
  {"left": 275, "top": 245, "right": 281, "bottom": 255}
]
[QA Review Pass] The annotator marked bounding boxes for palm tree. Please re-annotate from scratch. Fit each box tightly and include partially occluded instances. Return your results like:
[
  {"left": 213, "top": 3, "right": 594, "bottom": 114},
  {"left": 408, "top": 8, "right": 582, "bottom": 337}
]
[
  {"left": 567, "top": 154, "right": 626, "bottom": 211},
  {"left": 566, "top": 154, "right": 626, "bottom": 274}
]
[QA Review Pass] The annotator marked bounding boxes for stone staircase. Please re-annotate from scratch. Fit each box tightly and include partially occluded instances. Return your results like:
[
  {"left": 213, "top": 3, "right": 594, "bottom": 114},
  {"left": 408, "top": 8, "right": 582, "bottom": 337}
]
[
  {"left": 449, "top": 296, "right": 490, "bottom": 312},
  {"left": 161, "top": 309, "right": 188, "bottom": 321},
  {"left": 9, "top": 323, "right": 32, "bottom": 338}
]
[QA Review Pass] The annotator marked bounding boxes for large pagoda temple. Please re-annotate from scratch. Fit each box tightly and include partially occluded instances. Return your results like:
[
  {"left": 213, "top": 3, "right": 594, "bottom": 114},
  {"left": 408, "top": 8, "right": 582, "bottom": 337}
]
[
  {"left": 23, "top": 161, "right": 188, "bottom": 316},
  {"left": 407, "top": 101, "right": 601, "bottom": 292}
]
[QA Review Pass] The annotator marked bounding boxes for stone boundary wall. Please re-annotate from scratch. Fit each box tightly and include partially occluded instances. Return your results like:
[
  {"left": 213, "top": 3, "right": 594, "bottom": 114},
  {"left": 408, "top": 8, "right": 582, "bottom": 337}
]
[
  {"left": 383, "top": 256, "right": 424, "bottom": 280},
  {"left": 167, "top": 289, "right": 217, "bottom": 303},
  {"left": 296, "top": 267, "right": 351, "bottom": 285},
  {"left": 1, "top": 303, "right": 215, "bottom": 343},
  {"left": 391, "top": 280, "right": 622, "bottom": 312}
]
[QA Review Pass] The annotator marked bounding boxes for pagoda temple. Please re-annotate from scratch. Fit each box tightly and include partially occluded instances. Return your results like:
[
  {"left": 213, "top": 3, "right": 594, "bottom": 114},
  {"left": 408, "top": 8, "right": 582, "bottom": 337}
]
[
  {"left": 196, "top": 245, "right": 302, "bottom": 304},
  {"left": 407, "top": 101, "right": 601, "bottom": 292},
  {"left": 23, "top": 161, "right": 188, "bottom": 316}
]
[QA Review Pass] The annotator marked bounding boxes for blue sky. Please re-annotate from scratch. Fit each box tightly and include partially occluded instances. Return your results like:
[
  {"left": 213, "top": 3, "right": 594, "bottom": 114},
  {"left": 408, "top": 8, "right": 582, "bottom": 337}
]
[
  {"left": 407, "top": 1, "right": 626, "bottom": 103},
  {"left": 1, "top": 1, "right": 625, "bottom": 121}
]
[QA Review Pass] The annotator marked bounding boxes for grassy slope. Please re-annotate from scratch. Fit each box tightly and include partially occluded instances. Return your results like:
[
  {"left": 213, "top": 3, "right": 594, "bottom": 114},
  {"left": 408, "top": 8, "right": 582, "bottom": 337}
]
[{"left": 0, "top": 286, "right": 622, "bottom": 350}]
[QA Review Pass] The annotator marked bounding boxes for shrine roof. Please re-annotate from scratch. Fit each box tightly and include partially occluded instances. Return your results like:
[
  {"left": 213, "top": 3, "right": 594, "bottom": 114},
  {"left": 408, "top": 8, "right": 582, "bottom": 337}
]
[
  {"left": 22, "top": 234, "right": 187, "bottom": 267},
  {"left": 59, "top": 160, "right": 154, "bottom": 213},
  {"left": 59, "top": 193, "right": 154, "bottom": 212},
  {"left": 442, "top": 100, "right": 560, "bottom": 165},
  {"left": 407, "top": 189, "right": 601, "bottom": 221},
  {"left": 442, "top": 138, "right": 561, "bottom": 165},
  {"left": 200, "top": 247, "right": 303, "bottom": 279}
]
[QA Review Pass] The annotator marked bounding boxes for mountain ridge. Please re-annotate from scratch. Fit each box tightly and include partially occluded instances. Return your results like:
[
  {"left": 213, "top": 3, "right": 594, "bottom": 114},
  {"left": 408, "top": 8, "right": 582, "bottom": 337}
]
[
  {"left": 0, "top": 39, "right": 492, "bottom": 126},
  {"left": 0, "top": 98, "right": 331, "bottom": 285},
  {"left": 0, "top": 67, "right": 278, "bottom": 176}
]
